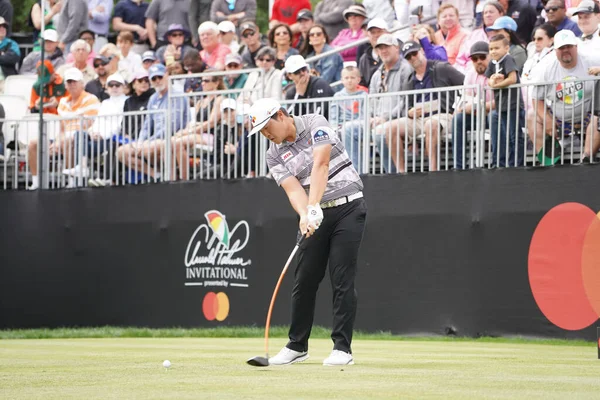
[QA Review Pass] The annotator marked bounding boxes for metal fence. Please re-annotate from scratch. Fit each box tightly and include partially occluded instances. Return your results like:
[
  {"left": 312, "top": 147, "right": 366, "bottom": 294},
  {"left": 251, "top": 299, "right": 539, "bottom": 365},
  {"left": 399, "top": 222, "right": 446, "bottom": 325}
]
[{"left": 2, "top": 75, "right": 599, "bottom": 190}]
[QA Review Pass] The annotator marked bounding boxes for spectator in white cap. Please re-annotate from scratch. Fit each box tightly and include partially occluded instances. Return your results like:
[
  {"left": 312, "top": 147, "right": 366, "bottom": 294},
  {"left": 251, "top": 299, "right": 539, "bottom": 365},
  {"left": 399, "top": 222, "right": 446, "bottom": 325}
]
[
  {"left": 284, "top": 54, "right": 334, "bottom": 118},
  {"left": 224, "top": 53, "right": 248, "bottom": 90},
  {"left": 199, "top": 21, "right": 232, "bottom": 70},
  {"left": 242, "top": 46, "right": 284, "bottom": 104},
  {"left": 218, "top": 20, "right": 240, "bottom": 54},
  {"left": 295, "top": 9, "right": 315, "bottom": 51},
  {"left": 357, "top": 17, "right": 388, "bottom": 87},
  {"left": 64, "top": 73, "right": 129, "bottom": 186},
  {"left": 144, "top": 0, "right": 191, "bottom": 50},
  {"left": 20, "top": 29, "right": 66, "bottom": 75},
  {"left": 210, "top": 0, "right": 257, "bottom": 27},
  {"left": 156, "top": 24, "right": 194, "bottom": 66},
  {"left": 269, "top": 23, "right": 300, "bottom": 70},
  {"left": 142, "top": 51, "right": 158, "bottom": 71},
  {"left": 27, "top": 67, "right": 100, "bottom": 190},
  {"left": 575, "top": 0, "right": 600, "bottom": 53},
  {"left": 301, "top": 24, "right": 344, "bottom": 84},
  {"left": 331, "top": 5, "right": 367, "bottom": 63},
  {"left": 313, "top": 0, "right": 354, "bottom": 40},
  {"left": 530, "top": 29, "right": 600, "bottom": 165},
  {"left": 123, "top": 69, "right": 155, "bottom": 139}
]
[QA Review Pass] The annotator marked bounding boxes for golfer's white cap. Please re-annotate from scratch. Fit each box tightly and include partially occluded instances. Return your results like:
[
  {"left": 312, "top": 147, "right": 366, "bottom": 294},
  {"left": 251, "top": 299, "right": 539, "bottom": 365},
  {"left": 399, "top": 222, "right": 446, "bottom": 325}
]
[
  {"left": 248, "top": 98, "right": 281, "bottom": 135},
  {"left": 284, "top": 55, "right": 308, "bottom": 74}
]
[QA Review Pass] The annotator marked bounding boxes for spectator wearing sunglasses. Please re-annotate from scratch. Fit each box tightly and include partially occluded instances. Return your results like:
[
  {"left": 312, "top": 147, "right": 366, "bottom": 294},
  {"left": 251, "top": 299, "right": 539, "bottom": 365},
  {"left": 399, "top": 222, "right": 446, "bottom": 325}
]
[
  {"left": 199, "top": 21, "right": 232, "bottom": 70},
  {"left": 284, "top": 54, "right": 334, "bottom": 118},
  {"left": 240, "top": 21, "right": 266, "bottom": 68},
  {"left": 301, "top": 24, "right": 343, "bottom": 84},
  {"left": 242, "top": 46, "right": 284, "bottom": 104},
  {"left": 211, "top": 0, "right": 257, "bottom": 28},
  {"left": 452, "top": 41, "right": 494, "bottom": 170},
  {"left": 545, "top": 0, "right": 582, "bottom": 35},
  {"left": 122, "top": 70, "right": 155, "bottom": 139},
  {"left": 224, "top": 53, "right": 249, "bottom": 90},
  {"left": 64, "top": 73, "right": 129, "bottom": 186},
  {"left": 269, "top": 23, "right": 300, "bottom": 70},
  {"left": 156, "top": 24, "right": 195, "bottom": 66},
  {"left": 85, "top": 54, "right": 113, "bottom": 101},
  {"left": 331, "top": 5, "right": 367, "bottom": 63}
]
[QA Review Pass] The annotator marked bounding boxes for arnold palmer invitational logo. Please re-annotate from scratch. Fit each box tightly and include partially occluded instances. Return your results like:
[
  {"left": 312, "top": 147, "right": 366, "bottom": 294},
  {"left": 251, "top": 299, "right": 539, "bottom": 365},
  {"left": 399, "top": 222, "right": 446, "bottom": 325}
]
[{"left": 184, "top": 210, "right": 251, "bottom": 288}]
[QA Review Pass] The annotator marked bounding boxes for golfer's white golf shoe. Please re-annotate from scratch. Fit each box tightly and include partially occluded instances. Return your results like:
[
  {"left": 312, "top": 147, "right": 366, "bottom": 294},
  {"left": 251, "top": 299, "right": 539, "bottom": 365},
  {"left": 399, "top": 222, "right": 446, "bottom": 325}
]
[
  {"left": 323, "top": 350, "right": 354, "bottom": 366},
  {"left": 269, "top": 347, "right": 309, "bottom": 365}
]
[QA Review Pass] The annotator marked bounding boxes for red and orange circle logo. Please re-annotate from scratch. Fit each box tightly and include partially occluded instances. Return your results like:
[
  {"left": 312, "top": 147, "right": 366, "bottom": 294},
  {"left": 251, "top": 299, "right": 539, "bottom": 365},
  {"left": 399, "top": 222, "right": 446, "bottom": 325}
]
[
  {"left": 529, "top": 202, "right": 600, "bottom": 330},
  {"left": 202, "top": 292, "right": 230, "bottom": 321}
]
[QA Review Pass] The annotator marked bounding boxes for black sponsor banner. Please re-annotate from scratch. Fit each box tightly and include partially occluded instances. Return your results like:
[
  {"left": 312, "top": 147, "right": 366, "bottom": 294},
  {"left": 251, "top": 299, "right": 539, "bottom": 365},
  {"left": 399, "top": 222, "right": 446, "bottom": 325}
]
[{"left": 1, "top": 166, "right": 599, "bottom": 340}]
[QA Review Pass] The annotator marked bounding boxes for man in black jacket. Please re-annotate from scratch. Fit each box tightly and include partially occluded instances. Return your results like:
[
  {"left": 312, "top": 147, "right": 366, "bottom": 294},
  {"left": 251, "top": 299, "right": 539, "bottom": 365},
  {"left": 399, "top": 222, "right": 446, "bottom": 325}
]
[
  {"left": 284, "top": 54, "right": 334, "bottom": 120},
  {"left": 357, "top": 18, "right": 389, "bottom": 88},
  {"left": 386, "top": 41, "right": 464, "bottom": 172}
]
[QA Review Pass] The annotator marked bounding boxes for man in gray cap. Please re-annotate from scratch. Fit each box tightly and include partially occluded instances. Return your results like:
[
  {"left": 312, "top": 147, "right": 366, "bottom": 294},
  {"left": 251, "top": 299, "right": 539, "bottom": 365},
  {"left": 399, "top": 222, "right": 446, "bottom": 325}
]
[
  {"left": 452, "top": 41, "right": 494, "bottom": 169},
  {"left": 575, "top": 0, "right": 600, "bottom": 53}
]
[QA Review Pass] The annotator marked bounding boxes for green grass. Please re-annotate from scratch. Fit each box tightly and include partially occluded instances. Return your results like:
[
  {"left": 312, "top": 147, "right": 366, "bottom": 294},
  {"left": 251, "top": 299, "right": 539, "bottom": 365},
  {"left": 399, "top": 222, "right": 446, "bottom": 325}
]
[{"left": 1, "top": 336, "right": 599, "bottom": 399}]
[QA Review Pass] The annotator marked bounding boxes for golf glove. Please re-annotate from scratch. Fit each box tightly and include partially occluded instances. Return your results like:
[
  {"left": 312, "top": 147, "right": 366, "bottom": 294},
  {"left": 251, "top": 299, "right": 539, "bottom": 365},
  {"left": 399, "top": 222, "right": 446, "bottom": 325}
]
[{"left": 306, "top": 204, "right": 323, "bottom": 231}]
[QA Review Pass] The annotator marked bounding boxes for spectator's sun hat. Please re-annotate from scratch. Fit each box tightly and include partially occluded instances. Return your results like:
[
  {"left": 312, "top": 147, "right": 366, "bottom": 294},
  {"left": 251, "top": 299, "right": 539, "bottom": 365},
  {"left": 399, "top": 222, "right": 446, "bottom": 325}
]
[
  {"left": 133, "top": 69, "right": 149, "bottom": 81},
  {"left": 64, "top": 68, "right": 84, "bottom": 82},
  {"left": 284, "top": 55, "right": 308, "bottom": 73},
  {"left": 554, "top": 29, "right": 578, "bottom": 48},
  {"left": 142, "top": 51, "right": 157, "bottom": 62},
  {"left": 35, "top": 60, "right": 55, "bottom": 85},
  {"left": 42, "top": 29, "right": 58, "bottom": 42},
  {"left": 343, "top": 5, "right": 368, "bottom": 21},
  {"left": 149, "top": 63, "right": 167, "bottom": 80},
  {"left": 376, "top": 33, "right": 399, "bottom": 48},
  {"left": 165, "top": 24, "right": 190, "bottom": 41},
  {"left": 107, "top": 73, "right": 125, "bottom": 85},
  {"left": 248, "top": 98, "right": 282, "bottom": 135},
  {"left": 297, "top": 9, "right": 314, "bottom": 21},
  {"left": 225, "top": 53, "right": 243, "bottom": 66},
  {"left": 221, "top": 98, "right": 238, "bottom": 112},
  {"left": 198, "top": 21, "right": 219, "bottom": 36},
  {"left": 486, "top": 16, "right": 518, "bottom": 32},
  {"left": 218, "top": 21, "right": 236, "bottom": 34},
  {"left": 573, "top": 0, "right": 600, "bottom": 15},
  {"left": 367, "top": 18, "right": 389, "bottom": 31},
  {"left": 469, "top": 41, "right": 489, "bottom": 57},
  {"left": 240, "top": 21, "right": 258, "bottom": 35}
]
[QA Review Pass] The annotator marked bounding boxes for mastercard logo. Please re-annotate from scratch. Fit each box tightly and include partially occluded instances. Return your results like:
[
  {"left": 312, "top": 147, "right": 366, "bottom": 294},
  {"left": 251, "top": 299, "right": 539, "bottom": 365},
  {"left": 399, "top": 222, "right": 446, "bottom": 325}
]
[
  {"left": 202, "top": 292, "right": 230, "bottom": 321},
  {"left": 528, "top": 202, "right": 600, "bottom": 331}
]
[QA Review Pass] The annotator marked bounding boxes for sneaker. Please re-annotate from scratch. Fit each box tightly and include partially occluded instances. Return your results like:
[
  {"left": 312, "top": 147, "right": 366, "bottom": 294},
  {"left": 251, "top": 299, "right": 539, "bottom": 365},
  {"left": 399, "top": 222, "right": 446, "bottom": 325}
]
[
  {"left": 62, "top": 164, "right": 89, "bottom": 178},
  {"left": 268, "top": 347, "right": 309, "bottom": 365},
  {"left": 27, "top": 182, "right": 38, "bottom": 191},
  {"left": 88, "top": 178, "right": 100, "bottom": 187},
  {"left": 323, "top": 350, "right": 354, "bottom": 366}
]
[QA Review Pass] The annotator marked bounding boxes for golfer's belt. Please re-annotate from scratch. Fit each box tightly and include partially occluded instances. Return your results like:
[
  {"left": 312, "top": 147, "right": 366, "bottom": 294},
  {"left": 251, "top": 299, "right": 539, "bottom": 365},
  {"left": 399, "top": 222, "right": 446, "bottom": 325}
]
[{"left": 320, "top": 191, "right": 363, "bottom": 209}]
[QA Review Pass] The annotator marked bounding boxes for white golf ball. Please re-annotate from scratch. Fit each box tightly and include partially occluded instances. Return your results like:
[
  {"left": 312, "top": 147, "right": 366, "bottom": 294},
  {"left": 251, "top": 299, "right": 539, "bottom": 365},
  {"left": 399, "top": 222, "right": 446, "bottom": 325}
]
[{"left": 163, "top": 360, "right": 171, "bottom": 368}]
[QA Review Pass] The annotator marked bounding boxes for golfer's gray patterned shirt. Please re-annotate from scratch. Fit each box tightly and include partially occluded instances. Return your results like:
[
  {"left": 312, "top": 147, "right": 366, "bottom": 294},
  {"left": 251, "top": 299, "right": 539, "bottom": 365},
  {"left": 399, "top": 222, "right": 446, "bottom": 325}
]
[{"left": 266, "top": 114, "right": 363, "bottom": 203}]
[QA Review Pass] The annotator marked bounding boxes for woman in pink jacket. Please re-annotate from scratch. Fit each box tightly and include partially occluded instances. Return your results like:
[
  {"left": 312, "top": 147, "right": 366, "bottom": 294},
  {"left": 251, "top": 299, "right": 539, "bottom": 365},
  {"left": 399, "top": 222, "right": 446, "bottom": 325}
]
[
  {"left": 331, "top": 4, "right": 367, "bottom": 63},
  {"left": 454, "top": 1, "right": 505, "bottom": 73}
]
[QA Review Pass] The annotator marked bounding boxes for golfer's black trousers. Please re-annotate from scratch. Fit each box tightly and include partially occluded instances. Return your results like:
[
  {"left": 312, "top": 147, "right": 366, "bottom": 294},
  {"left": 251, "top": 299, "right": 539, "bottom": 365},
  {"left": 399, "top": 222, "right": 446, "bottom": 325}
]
[{"left": 287, "top": 197, "right": 367, "bottom": 354}]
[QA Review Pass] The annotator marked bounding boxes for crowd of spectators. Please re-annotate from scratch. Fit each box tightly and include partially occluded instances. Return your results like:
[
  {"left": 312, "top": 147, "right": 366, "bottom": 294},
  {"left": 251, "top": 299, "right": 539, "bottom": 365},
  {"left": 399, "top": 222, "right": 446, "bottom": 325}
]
[{"left": 0, "top": 0, "right": 597, "bottom": 187}]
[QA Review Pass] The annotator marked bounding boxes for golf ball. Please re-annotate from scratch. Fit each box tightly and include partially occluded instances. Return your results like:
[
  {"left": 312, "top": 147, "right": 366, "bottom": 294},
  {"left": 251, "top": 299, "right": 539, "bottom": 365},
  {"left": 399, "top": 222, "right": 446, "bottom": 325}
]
[{"left": 163, "top": 360, "right": 171, "bottom": 368}]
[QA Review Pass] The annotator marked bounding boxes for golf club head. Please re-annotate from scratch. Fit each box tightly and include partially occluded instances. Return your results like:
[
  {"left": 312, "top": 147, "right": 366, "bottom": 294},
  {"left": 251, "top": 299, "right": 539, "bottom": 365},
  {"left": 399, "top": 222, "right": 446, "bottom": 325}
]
[{"left": 247, "top": 356, "right": 269, "bottom": 367}]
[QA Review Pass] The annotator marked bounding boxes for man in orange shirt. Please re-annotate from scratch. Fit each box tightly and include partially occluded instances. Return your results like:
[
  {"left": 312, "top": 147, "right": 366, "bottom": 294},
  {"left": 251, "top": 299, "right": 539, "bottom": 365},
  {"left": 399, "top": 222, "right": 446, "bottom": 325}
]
[
  {"left": 30, "top": 60, "right": 68, "bottom": 115},
  {"left": 27, "top": 67, "right": 100, "bottom": 190}
]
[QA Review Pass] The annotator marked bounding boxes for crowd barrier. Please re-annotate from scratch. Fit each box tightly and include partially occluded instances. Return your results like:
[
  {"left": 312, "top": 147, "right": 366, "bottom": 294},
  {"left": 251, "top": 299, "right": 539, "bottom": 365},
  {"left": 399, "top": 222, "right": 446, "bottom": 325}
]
[{"left": 2, "top": 75, "right": 599, "bottom": 190}]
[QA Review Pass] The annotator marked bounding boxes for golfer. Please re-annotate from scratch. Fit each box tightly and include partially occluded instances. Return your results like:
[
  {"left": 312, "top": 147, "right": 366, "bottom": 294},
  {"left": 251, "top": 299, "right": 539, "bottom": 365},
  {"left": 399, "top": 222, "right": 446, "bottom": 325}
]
[{"left": 248, "top": 98, "right": 367, "bottom": 366}]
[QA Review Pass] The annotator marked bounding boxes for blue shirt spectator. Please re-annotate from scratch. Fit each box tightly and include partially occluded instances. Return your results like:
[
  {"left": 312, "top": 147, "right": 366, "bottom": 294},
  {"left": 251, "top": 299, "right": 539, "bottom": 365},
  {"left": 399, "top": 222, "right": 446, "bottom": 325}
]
[
  {"left": 112, "top": 0, "right": 149, "bottom": 43},
  {"left": 138, "top": 83, "right": 189, "bottom": 141},
  {"left": 302, "top": 25, "right": 344, "bottom": 84}
]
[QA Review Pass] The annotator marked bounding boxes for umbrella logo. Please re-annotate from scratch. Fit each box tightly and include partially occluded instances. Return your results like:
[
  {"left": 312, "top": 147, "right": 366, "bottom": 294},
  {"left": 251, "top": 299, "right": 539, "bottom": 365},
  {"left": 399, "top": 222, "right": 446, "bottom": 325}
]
[{"left": 205, "top": 211, "right": 230, "bottom": 248}]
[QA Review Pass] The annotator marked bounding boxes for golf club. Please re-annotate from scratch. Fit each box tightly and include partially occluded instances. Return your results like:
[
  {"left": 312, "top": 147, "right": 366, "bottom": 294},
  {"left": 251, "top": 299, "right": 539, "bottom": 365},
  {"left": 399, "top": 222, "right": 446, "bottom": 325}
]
[{"left": 247, "top": 234, "right": 305, "bottom": 367}]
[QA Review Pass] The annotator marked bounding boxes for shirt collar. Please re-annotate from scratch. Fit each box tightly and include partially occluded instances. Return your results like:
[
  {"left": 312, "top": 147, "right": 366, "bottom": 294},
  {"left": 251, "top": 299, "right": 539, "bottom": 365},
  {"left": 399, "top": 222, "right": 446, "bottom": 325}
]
[{"left": 277, "top": 115, "right": 305, "bottom": 148}]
